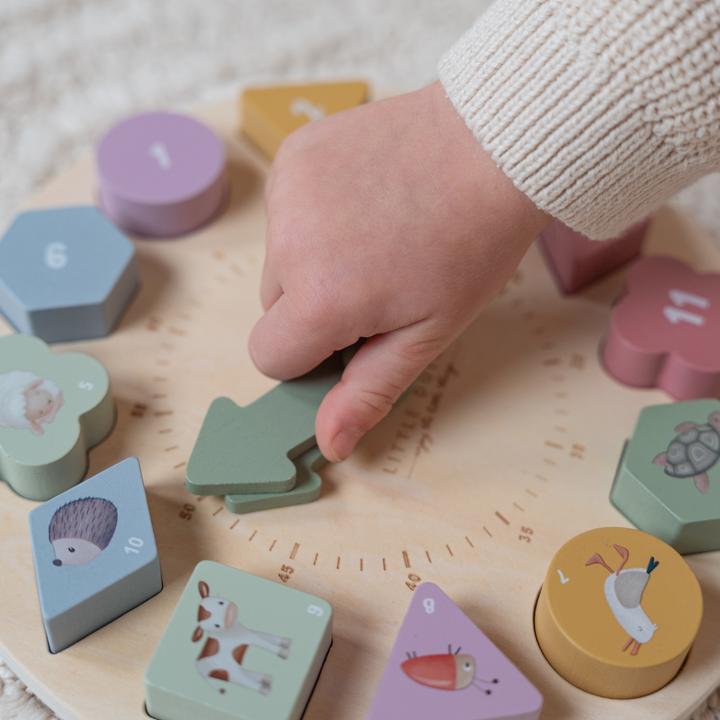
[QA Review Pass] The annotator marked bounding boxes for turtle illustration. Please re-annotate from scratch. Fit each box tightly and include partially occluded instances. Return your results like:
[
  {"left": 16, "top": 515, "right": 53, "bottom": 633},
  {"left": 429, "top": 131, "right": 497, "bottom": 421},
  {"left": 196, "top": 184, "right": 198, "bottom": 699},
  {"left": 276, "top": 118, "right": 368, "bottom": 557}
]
[{"left": 653, "top": 411, "right": 720, "bottom": 495}]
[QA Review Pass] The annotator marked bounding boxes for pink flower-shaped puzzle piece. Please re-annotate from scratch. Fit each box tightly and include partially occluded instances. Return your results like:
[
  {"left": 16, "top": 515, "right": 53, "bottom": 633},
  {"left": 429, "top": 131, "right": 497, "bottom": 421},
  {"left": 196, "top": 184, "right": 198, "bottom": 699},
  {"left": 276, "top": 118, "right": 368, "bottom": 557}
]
[{"left": 603, "top": 256, "right": 720, "bottom": 399}]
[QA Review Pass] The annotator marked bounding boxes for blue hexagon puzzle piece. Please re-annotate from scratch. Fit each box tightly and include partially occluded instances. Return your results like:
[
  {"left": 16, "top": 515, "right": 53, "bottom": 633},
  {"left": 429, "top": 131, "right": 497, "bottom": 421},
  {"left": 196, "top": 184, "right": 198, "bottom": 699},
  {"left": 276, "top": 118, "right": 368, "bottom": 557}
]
[
  {"left": 28, "top": 457, "right": 162, "bottom": 653},
  {"left": 0, "top": 206, "right": 139, "bottom": 342},
  {"left": 610, "top": 399, "right": 720, "bottom": 554}
]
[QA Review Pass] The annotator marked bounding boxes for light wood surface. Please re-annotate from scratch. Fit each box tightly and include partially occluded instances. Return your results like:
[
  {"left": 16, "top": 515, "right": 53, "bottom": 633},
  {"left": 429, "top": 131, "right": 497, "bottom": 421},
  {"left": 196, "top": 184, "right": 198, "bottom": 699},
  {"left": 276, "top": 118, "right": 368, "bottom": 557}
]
[{"left": 0, "top": 99, "right": 719, "bottom": 720}]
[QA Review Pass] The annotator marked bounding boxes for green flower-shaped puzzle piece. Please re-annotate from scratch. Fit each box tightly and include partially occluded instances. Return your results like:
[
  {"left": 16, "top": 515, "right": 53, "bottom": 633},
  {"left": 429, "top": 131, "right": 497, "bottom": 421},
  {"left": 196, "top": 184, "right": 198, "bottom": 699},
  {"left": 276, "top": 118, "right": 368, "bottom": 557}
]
[{"left": 0, "top": 334, "right": 114, "bottom": 501}]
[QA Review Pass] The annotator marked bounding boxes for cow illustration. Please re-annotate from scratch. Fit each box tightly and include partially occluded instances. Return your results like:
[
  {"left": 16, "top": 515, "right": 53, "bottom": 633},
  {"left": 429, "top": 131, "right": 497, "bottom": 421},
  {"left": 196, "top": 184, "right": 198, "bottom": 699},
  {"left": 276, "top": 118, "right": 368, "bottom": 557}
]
[{"left": 192, "top": 581, "right": 293, "bottom": 694}]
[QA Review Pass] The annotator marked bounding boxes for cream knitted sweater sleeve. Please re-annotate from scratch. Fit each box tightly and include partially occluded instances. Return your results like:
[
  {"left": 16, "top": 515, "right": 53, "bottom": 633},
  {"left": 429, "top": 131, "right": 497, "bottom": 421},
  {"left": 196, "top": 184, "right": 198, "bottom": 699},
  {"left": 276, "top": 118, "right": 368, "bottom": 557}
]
[{"left": 438, "top": 0, "right": 720, "bottom": 239}]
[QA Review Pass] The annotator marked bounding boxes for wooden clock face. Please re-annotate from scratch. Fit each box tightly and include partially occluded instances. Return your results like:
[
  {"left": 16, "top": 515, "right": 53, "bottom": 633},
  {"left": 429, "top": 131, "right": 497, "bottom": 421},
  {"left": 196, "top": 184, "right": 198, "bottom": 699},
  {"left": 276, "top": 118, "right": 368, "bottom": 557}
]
[{"left": 1, "top": 96, "right": 719, "bottom": 720}]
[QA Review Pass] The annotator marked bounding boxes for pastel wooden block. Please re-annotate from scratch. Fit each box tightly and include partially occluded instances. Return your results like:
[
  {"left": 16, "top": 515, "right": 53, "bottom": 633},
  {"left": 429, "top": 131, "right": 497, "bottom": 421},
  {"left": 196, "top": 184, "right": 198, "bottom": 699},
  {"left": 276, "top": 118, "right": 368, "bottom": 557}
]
[
  {"left": 534, "top": 527, "right": 702, "bottom": 699},
  {"left": 225, "top": 446, "right": 326, "bottom": 514},
  {"left": 186, "top": 354, "right": 343, "bottom": 496},
  {"left": 0, "top": 206, "right": 139, "bottom": 342},
  {"left": 145, "top": 560, "right": 332, "bottom": 720},
  {"left": 611, "top": 399, "right": 720, "bottom": 554},
  {"left": 96, "top": 111, "right": 227, "bottom": 237},
  {"left": 241, "top": 81, "right": 368, "bottom": 159},
  {"left": 0, "top": 334, "right": 114, "bottom": 501},
  {"left": 368, "top": 582, "right": 543, "bottom": 720},
  {"left": 602, "top": 256, "right": 720, "bottom": 399},
  {"left": 537, "top": 217, "right": 650, "bottom": 294},
  {"left": 28, "top": 457, "right": 162, "bottom": 653}
]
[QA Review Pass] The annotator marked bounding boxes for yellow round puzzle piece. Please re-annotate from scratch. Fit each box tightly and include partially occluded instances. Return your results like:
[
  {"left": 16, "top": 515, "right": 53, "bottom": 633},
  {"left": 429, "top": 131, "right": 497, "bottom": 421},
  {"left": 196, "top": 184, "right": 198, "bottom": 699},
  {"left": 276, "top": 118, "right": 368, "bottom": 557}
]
[{"left": 534, "top": 527, "right": 702, "bottom": 699}]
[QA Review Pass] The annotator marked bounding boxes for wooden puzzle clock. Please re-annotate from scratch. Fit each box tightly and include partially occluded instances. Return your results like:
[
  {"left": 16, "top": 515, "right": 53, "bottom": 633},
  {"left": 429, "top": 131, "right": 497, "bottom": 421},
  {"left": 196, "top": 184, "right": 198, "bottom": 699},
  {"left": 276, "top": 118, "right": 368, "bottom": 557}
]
[{"left": 1, "top": 80, "right": 720, "bottom": 720}]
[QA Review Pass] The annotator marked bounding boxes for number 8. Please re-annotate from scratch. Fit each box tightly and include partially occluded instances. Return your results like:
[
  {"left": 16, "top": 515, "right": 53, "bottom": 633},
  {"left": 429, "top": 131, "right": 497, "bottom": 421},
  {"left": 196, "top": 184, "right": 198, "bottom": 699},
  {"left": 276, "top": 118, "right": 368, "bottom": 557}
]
[{"left": 423, "top": 598, "right": 435, "bottom": 614}]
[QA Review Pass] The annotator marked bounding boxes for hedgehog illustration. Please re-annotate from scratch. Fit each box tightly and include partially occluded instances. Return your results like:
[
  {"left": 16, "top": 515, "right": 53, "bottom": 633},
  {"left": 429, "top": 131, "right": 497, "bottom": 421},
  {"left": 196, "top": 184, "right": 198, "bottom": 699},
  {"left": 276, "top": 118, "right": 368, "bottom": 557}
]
[{"left": 48, "top": 497, "right": 118, "bottom": 566}]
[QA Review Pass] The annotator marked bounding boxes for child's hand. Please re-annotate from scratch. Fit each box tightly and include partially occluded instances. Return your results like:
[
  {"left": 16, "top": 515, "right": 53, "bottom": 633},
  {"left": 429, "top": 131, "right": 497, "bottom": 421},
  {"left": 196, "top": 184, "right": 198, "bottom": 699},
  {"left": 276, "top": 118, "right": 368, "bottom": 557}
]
[{"left": 249, "top": 80, "right": 552, "bottom": 462}]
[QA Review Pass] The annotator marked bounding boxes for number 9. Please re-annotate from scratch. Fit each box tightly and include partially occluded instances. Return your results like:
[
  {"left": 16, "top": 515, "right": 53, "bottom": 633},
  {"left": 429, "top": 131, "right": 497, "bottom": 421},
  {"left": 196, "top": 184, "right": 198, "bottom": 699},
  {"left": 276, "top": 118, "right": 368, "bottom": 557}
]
[{"left": 307, "top": 605, "right": 324, "bottom": 617}]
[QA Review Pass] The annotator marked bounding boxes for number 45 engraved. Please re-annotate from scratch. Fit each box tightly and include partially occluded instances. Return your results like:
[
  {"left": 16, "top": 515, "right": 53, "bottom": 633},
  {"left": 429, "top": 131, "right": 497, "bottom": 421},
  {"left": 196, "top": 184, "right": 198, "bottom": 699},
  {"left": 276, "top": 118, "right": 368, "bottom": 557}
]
[{"left": 663, "top": 289, "right": 710, "bottom": 327}]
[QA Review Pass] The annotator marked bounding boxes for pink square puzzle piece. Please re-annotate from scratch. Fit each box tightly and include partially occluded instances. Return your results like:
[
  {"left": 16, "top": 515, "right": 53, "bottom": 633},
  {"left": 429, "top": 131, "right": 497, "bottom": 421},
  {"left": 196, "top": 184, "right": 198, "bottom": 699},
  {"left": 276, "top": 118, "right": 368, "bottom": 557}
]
[
  {"left": 602, "top": 256, "right": 720, "bottom": 399},
  {"left": 538, "top": 217, "right": 650, "bottom": 294},
  {"left": 367, "top": 583, "right": 542, "bottom": 720}
]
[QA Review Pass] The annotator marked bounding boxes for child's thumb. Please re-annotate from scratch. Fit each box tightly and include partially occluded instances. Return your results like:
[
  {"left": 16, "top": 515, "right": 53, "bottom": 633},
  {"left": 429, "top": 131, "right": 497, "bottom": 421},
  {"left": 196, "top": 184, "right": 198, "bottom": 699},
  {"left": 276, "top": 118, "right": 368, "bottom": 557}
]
[{"left": 315, "top": 326, "right": 444, "bottom": 462}]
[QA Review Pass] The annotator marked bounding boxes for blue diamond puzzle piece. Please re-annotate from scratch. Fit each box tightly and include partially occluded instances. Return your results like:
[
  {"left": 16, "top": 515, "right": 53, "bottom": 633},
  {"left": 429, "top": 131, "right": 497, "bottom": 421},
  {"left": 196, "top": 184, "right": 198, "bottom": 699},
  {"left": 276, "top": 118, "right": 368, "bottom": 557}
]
[{"left": 28, "top": 457, "right": 162, "bottom": 653}]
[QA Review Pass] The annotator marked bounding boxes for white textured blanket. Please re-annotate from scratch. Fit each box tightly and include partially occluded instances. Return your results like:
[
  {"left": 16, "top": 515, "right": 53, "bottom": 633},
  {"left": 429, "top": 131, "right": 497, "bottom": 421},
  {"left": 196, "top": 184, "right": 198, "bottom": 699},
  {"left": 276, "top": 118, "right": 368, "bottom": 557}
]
[{"left": 1, "top": 0, "right": 719, "bottom": 718}]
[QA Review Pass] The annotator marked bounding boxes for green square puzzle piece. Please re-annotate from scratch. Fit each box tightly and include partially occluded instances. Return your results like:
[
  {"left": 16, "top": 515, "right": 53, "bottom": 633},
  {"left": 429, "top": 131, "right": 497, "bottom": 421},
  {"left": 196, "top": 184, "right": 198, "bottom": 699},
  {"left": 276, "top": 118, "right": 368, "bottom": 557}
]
[
  {"left": 0, "top": 334, "right": 114, "bottom": 501},
  {"left": 610, "top": 398, "right": 720, "bottom": 554},
  {"left": 225, "top": 446, "right": 326, "bottom": 514},
  {"left": 186, "top": 355, "right": 343, "bottom": 496},
  {"left": 145, "top": 560, "right": 333, "bottom": 720}
]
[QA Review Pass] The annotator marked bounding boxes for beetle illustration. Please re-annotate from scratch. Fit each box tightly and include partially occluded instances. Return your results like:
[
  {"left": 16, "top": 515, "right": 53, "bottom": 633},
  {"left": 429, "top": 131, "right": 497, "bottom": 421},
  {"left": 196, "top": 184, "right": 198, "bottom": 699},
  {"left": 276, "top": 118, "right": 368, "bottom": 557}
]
[
  {"left": 585, "top": 544, "right": 659, "bottom": 656},
  {"left": 48, "top": 497, "right": 118, "bottom": 566},
  {"left": 401, "top": 645, "right": 499, "bottom": 693}
]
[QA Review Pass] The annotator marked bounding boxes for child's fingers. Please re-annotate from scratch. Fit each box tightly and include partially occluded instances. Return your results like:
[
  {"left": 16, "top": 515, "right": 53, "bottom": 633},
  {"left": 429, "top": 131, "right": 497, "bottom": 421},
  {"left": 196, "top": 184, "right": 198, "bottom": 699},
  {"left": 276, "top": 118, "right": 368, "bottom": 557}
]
[
  {"left": 249, "top": 292, "right": 341, "bottom": 382},
  {"left": 315, "top": 327, "right": 445, "bottom": 462},
  {"left": 259, "top": 255, "right": 283, "bottom": 312}
]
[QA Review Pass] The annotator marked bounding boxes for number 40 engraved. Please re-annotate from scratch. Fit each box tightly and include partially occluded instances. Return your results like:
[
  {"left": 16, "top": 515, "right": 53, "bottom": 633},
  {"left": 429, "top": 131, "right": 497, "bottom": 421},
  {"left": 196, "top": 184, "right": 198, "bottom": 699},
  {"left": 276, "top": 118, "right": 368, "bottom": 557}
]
[{"left": 663, "top": 289, "right": 710, "bottom": 327}]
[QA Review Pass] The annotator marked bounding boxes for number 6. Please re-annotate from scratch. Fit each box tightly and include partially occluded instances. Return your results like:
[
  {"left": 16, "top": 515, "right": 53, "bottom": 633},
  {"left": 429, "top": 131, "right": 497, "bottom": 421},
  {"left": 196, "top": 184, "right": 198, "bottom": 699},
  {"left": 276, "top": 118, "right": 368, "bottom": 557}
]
[{"left": 45, "top": 243, "right": 68, "bottom": 270}]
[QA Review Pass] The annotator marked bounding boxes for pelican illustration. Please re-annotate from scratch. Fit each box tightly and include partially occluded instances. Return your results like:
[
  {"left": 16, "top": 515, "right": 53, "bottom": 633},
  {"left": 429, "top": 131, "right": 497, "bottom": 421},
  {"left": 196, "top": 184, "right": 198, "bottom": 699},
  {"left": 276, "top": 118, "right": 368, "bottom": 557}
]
[{"left": 585, "top": 544, "right": 659, "bottom": 656}]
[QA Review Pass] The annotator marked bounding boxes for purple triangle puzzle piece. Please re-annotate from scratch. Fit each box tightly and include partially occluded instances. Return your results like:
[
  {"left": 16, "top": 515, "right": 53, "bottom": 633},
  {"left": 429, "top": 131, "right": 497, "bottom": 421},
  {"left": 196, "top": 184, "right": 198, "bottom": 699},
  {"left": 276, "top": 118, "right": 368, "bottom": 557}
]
[{"left": 367, "top": 583, "right": 542, "bottom": 720}]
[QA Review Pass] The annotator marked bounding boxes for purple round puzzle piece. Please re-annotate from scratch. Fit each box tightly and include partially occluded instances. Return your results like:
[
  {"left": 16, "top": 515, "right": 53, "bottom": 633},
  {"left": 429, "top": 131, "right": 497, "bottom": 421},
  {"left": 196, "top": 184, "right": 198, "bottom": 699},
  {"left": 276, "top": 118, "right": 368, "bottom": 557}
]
[{"left": 96, "top": 112, "right": 227, "bottom": 238}]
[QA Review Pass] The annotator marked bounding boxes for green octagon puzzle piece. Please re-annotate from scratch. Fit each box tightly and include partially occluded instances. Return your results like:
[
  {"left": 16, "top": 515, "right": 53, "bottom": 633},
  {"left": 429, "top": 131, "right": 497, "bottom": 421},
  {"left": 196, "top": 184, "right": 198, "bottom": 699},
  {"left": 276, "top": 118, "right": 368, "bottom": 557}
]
[
  {"left": 186, "top": 355, "right": 342, "bottom": 496},
  {"left": 225, "top": 446, "right": 326, "bottom": 514},
  {"left": 0, "top": 334, "right": 114, "bottom": 501},
  {"left": 611, "top": 398, "right": 720, "bottom": 554}
]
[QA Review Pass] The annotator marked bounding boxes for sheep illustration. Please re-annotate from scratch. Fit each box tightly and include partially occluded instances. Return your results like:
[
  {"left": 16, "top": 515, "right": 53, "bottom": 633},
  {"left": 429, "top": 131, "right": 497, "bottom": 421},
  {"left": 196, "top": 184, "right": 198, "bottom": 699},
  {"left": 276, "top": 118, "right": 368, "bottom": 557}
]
[
  {"left": 585, "top": 544, "right": 659, "bottom": 656},
  {"left": 48, "top": 497, "right": 118, "bottom": 566},
  {"left": 0, "top": 370, "right": 64, "bottom": 436}
]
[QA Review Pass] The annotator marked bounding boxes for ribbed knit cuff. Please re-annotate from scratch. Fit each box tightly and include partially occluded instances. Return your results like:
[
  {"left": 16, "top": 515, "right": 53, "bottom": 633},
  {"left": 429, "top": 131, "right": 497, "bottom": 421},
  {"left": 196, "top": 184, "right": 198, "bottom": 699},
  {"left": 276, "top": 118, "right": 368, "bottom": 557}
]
[{"left": 438, "top": 0, "right": 720, "bottom": 239}]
